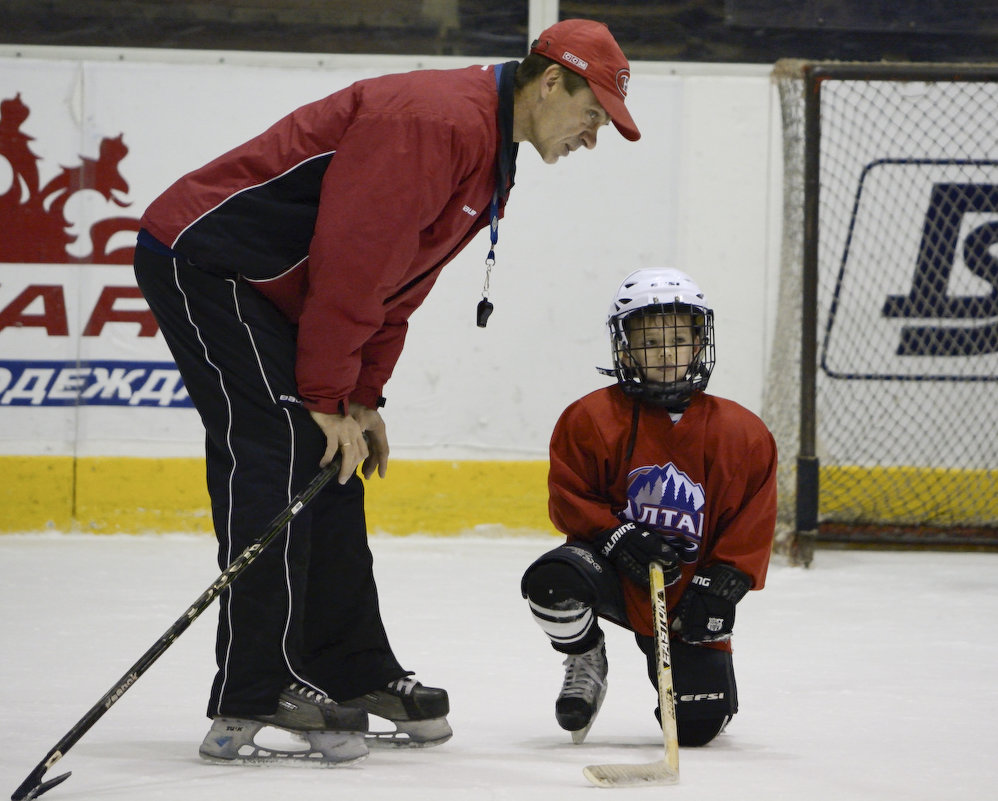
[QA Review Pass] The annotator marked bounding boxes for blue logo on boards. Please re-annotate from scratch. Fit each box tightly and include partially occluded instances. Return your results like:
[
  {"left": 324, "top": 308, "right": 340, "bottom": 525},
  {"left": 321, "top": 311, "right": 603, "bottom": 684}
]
[
  {"left": 823, "top": 159, "right": 998, "bottom": 381},
  {"left": 0, "top": 360, "right": 192, "bottom": 406}
]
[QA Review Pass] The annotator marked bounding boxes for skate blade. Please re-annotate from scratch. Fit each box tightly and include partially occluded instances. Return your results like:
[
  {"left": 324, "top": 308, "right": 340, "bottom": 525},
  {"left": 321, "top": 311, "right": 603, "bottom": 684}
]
[
  {"left": 366, "top": 717, "right": 453, "bottom": 748},
  {"left": 200, "top": 720, "right": 368, "bottom": 766},
  {"left": 199, "top": 749, "right": 368, "bottom": 767},
  {"left": 571, "top": 725, "right": 593, "bottom": 745},
  {"left": 567, "top": 681, "right": 608, "bottom": 745}
]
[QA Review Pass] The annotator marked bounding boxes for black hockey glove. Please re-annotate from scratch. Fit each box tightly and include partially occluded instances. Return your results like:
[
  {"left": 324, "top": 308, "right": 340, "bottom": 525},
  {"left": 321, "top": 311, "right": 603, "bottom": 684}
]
[
  {"left": 671, "top": 563, "right": 752, "bottom": 644},
  {"left": 597, "top": 521, "right": 681, "bottom": 589}
]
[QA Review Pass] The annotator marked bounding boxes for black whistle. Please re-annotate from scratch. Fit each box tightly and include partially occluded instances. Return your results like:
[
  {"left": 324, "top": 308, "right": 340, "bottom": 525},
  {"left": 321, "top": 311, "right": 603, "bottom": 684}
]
[{"left": 476, "top": 298, "right": 494, "bottom": 328}]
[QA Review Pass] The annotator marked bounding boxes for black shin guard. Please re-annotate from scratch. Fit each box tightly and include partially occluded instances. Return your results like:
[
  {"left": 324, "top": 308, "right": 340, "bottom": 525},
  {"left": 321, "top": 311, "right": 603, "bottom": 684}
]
[{"left": 637, "top": 633, "right": 738, "bottom": 746}]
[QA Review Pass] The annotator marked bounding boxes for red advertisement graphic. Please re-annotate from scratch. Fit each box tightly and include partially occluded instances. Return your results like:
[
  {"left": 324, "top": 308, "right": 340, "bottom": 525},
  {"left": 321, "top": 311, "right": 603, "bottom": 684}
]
[
  {"left": 0, "top": 93, "right": 191, "bottom": 410},
  {"left": 0, "top": 92, "right": 140, "bottom": 264}
]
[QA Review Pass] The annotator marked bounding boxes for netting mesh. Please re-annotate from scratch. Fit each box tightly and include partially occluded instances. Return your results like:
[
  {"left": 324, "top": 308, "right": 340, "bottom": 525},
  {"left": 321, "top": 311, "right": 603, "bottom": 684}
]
[{"left": 766, "top": 60, "right": 998, "bottom": 547}]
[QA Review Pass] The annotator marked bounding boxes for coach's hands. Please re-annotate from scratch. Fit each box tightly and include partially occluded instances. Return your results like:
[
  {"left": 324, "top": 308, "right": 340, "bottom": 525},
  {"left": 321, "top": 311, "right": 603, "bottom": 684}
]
[
  {"left": 349, "top": 402, "right": 388, "bottom": 480},
  {"left": 309, "top": 404, "right": 389, "bottom": 483},
  {"left": 597, "top": 521, "right": 682, "bottom": 589}
]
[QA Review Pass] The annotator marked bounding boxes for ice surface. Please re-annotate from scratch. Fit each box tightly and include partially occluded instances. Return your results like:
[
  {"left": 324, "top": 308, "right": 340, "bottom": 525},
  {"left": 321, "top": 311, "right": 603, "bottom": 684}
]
[{"left": 3, "top": 533, "right": 997, "bottom": 800}]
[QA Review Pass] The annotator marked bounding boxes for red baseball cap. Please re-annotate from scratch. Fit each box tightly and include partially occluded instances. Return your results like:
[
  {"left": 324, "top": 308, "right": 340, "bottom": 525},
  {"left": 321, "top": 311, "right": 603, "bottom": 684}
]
[{"left": 530, "top": 19, "right": 640, "bottom": 142}]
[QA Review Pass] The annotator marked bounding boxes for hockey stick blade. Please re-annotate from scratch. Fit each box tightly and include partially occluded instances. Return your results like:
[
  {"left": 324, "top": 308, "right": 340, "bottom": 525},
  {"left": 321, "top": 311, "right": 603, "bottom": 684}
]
[
  {"left": 10, "top": 458, "right": 340, "bottom": 801},
  {"left": 583, "top": 561, "right": 680, "bottom": 788},
  {"left": 583, "top": 759, "right": 679, "bottom": 788},
  {"left": 11, "top": 766, "right": 70, "bottom": 801}
]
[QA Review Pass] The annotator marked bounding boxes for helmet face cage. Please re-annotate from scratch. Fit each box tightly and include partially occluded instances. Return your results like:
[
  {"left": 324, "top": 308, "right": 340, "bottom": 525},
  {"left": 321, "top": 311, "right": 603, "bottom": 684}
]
[{"left": 610, "top": 303, "right": 715, "bottom": 408}]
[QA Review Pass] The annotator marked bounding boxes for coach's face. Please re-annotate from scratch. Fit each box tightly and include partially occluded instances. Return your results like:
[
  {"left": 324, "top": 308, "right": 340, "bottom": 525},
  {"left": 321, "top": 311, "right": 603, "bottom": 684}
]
[{"left": 528, "top": 68, "right": 610, "bottom": 164}]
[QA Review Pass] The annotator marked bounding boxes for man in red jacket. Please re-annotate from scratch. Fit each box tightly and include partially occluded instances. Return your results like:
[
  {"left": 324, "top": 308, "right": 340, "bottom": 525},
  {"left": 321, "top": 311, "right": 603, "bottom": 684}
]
[
  {"left": 133, "top": 19, "right": 640, "bottom": 766},
  {"left": 521, "top": 268, "right": 776, "bottom": 747}
]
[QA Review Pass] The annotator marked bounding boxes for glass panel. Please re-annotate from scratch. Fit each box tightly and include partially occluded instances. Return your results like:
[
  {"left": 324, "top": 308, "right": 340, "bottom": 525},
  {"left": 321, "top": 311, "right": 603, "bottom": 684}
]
[{"left": 3, "top": 1, "right": 996, "bottom": 63}]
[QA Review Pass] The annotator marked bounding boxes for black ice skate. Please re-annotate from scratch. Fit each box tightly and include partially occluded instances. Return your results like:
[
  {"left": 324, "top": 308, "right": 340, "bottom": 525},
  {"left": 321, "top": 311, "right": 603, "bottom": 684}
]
[
  {"left": 199, "top": 682, "right": 369, "bottom": 766},
  {"left": 342, "top": 676, "right": 452, "bottom": 748},
  {"left": 556, "top": 635, "right": 608, "bottom": 744}
]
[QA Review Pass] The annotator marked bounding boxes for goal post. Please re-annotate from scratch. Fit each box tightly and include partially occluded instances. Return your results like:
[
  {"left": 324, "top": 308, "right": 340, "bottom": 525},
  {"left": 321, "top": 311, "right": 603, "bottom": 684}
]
[{"left": 766, "top": 60, "right": 998, "bottom": 565}]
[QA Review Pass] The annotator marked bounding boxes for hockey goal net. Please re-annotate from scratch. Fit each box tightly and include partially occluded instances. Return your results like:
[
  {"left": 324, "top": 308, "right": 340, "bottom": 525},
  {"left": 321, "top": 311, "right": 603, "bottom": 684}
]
[{"left": 765, "top": 60, "right": 998, "bottom": 564}]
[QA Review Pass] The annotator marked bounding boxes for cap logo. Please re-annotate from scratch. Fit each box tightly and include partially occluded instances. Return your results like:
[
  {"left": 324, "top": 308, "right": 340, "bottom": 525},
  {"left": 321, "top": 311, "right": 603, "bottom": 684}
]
[
  {"left": 616, "top": 69, "right": 630, "bottom": 98},
  {"left": 562, "top": 51, "right": 589, "bottom": 71}
]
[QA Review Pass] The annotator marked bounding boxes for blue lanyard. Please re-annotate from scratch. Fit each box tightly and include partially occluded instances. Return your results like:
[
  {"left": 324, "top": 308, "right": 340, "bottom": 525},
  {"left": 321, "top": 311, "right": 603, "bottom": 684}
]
[
  {"left": 476, "top": 188, "right": 497, "bottom": 327},
  {"left": 477, "top": 64, "right": 504, "bottom": 328},
  {"left": 489, "top": 62, "right": 503, "bottom": 260}
]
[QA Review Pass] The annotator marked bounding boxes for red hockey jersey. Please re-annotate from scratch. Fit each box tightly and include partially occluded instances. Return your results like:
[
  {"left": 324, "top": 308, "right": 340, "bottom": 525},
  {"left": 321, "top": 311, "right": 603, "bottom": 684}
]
[{"left": 548, "top": 385, "right": 777, "bottom": 647}]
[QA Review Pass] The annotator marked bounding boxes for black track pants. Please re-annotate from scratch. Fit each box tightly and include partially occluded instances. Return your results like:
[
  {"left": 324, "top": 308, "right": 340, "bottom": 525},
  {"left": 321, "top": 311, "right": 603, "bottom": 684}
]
[{"left": 134, "top": 245, "right": 404, "bottom": 717}]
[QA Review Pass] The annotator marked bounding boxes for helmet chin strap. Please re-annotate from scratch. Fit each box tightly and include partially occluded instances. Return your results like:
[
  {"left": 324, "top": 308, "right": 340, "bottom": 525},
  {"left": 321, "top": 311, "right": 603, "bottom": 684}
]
[
  {"left": 620, "top": 378, "right": 697, "bottom": 412},
  {"left": 615, "top": 349, "right": 710, "bottom": 411}
]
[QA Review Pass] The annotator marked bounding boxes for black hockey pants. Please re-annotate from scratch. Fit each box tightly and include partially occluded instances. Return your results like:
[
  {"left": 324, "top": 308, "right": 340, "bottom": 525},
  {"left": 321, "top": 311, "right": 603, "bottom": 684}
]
[{"left": 134, "top": 244, "right": 405, "bottom": 718}]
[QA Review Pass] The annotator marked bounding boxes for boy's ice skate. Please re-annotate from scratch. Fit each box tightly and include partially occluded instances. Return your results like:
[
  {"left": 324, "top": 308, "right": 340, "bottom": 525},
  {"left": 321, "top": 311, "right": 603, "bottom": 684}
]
[
  {"left": 199, "top": 682, "right": 369, "bottom": 766},
  {"left": 556, "top": 636, "right": 608, "bottom": 744},
  {"left": 343, "top": 676, "right": 452, "bottom": 747}
]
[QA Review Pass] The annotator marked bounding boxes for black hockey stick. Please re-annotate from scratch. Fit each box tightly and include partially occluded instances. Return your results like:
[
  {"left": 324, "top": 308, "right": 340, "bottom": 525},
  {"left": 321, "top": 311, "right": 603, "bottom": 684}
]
[{"left": 11, "top": 456, "right": 341, "bottom": 801}]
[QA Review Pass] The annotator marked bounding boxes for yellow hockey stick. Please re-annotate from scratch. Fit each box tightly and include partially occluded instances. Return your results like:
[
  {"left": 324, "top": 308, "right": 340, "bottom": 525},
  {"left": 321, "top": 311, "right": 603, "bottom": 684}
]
[{"left": 583, "top": 561, "right": 680, "bottom": 787}]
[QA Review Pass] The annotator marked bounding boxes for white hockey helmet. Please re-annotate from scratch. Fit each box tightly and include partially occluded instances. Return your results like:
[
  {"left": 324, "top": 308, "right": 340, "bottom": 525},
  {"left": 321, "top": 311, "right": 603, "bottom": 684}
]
[{"left": 599, "top": 268, "right": 715, "bottom": 409}]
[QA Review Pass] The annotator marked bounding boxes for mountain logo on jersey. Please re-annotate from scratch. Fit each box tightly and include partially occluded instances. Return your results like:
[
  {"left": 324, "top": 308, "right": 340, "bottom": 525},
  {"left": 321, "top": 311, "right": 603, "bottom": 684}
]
[{"left": 624, "top": 463, "right": 705, "bottom": 562}]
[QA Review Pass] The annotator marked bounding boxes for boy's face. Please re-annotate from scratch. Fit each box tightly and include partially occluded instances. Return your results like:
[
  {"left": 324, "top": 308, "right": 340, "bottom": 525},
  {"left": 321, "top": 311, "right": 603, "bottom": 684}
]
[{"left": 623, "top": 311, "right": 701, "bottom": 384}]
